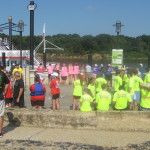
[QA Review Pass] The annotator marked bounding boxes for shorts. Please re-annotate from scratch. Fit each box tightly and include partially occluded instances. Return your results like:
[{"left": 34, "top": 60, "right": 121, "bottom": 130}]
[
  {"left": 48, "top": 74, "right": 51, "bottom": 79},
  {"left": 105, "top": 74, "right": 112, "bottom": 81},
  {"left": 31, "top": 101, "right": 44, "bottom": 106},
  {"left": 61, "top": 76, "right": 67, "bottom": 80},
  {"left": 73, "top": 95, "right": 81, "bottom": 99},
  {"left": 52, "top": 94, "right": 60, "bottom": 100},
  {"left": 5, "top": 98, "right": 13, "bottom": 104},
  {"left": 0, "top": 100, "right": 5, "bottom": 117},
  {"left": 130, "top": 94, "right": 135, "bottom": 101},
  {"left": 134, "top": 91, "right": 140, "bottom": 102},
  {"left": 85, "top": 72, "right": 92, "bottom": 78}
]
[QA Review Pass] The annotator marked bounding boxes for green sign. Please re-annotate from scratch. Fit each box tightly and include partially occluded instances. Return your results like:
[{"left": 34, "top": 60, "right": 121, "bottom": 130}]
[{"left": 112, "top": 49, "right": 123, "bottom": 66}]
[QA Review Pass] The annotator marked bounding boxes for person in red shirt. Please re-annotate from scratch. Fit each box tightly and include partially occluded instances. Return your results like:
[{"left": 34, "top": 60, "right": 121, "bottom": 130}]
[
  {"left": 37, "top": 63, "right": 46, "bottom": 83},
  {"left": 30, "top": 74, "right": 46, "bottom": 109},
  {"left": 50, "top": 72, "right": 60, "bottom": 110},
  {"left": 5, "top": 74, "right": 13, "bottom": 108}
]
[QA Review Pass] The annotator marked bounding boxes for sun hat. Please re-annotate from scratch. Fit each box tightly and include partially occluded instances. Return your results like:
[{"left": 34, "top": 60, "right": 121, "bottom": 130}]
[{"left": 51, "top": 72, "right": 58, "bottom": 77}]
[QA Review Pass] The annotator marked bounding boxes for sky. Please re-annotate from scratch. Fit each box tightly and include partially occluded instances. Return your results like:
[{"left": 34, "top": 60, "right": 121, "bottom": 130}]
[{"left": 0, "top": 0, "right": 150, "bottom": 37}]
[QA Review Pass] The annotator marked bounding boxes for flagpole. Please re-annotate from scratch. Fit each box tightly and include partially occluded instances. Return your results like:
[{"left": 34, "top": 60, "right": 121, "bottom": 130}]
[{"left": 43, "top": 23, "right": 46, "bottom": 68}]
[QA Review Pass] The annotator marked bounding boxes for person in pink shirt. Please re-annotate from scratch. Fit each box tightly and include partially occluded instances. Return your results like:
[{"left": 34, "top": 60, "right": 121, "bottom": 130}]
[
  {"left": 68, "top": 63, "right": 74, "bottom": 84},
  {"left": 47, "top": 63, "right": 53, "bottom": 82},
  {"left": 73, "top": 63, "right": 79, "bottom": 80},
  {"left": 61, "top": 63, "right": 68, "bottom": 84},
  {"left": 37, "top": 63, "right": 45, "bottom": 83}
]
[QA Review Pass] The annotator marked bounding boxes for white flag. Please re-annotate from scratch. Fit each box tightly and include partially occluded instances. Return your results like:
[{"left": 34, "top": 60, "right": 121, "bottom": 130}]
[{"left": 42, "top": 23, "right": 45, "bottom": 39}]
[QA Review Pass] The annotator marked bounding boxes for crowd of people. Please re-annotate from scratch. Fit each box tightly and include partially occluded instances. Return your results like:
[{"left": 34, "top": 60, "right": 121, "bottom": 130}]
[
  {"left": 0, "top": 62, "right": 150, "bottom": 137},
  {"left": 35, "top": 62, "right": 150, "bottom": 112}
]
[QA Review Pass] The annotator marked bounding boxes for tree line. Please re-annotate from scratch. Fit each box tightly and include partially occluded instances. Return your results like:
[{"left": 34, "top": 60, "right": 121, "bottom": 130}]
[{"left": 0, "top": 33, "right": 150, "bottom": 58}]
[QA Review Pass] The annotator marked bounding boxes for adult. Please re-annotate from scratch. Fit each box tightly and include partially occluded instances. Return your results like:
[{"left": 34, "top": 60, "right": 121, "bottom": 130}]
[
  {"left": 85, "top": 64, "right": 92, "bottom": 84},
  {"left": 73, "top": 63, "right": 79, "bottom": 80},
  {"left": 68, "top": 63, "right": 74, "bottom": 84},
  {"left": 61, "top": 63, "right": 68, "bottom": 84},
  {"left": 50, "top": 72, "right": 60, "bottom": 110},
  {"left": 10, "top": 63, "right": 15, "bottom": 76},
  {"left": 95, "top": 84, "right": 111, "bottom": 111},
  {"left": 37, "top": 63, "right": 45, "bottom": 82},
  {"left": 139, "top": 63, "right": 144, "bottom": 79},
  {"left": 13, "top": 71, "right": 25, "bottom": 108},
  {"left": 0, "top": 66, "right": 9, "bottom": 138},
  {"left": 12, "top": 64, "right": 23, "bottom": 79},
  {"left": 30, "top": 74, "right": 46, "bottom": 109},
  {"left": 112, "top": 85, "right": 132, "bottom": 110},
  {"left": 92, "top": 64, "right": 99, "bottom": 78},
  {"left": 47, "top": 63, "right": 53, "bottom": 82},
  {"left": 105, "top": 64, "right": 113, "bottom": 86}
]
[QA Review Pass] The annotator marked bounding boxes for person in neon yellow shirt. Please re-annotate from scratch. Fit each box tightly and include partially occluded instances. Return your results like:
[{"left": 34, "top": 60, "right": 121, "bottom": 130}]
[
  {"left": 144, "top": 68, "right": 150, "bottom": 84},
  {"left": 114, "top": 70, "right": 122, "bottom": 92},
  {"left": 140, "top": 87, "right": 150, "bottom": 110},
  {"left": 123, "top": 72, "right": 130, "bottom": 92},
  {"left": 12, "top": 64, "right": 23, "bottom": 79},
  {"left": 87, "top": 78, "right": 96, "bottom": 101},
  {"left": 80, "top": 89, "right": 93, "bottom": 112},
  {"left": 96, "top": 84, "right": 111, "bottom": 111},
  {"left": 132, "top": 70, "right": 143, "bottom": 110},
  {"left": 95, "top": 73, "right": 107, "bottom": 93},
  {"left": 112, "top": 85, "right": 132, "bottom": 110},
  {"left": 72, "top": 75, "right": 84, "bottom": 110}
]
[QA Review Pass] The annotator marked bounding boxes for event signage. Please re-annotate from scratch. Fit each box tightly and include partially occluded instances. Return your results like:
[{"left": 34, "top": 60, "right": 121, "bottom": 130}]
[{"left": 112, "top": 49, "right": 123, "bottom": 66}]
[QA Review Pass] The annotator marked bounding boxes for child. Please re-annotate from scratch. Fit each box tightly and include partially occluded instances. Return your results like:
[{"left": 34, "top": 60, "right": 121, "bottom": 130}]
[
  {"left": 5, "top": 74, "right": 13, "bottom": 108},
  {"left": 50, "top": 72, "right": 60, "bottom": 110},
  {"left": 80, "top": 89, "right": 93, "bottom": 112},
  {"left": 72, "top": 75, "right": 83, "bottom": 110}
]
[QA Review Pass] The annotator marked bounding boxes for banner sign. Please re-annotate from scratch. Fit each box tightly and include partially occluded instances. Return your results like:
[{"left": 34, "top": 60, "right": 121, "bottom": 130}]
[{"left": 112, "top": 49, "right": 123, "bottom": 66}]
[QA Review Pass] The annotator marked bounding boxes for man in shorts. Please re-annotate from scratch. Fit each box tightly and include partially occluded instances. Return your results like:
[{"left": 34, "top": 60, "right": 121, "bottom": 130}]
[{"left": 0, "top": 67, "right": 9, "bottom": 137}]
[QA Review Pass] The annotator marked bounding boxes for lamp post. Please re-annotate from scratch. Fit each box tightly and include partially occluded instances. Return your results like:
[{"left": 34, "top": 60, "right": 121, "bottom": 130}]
[
  {"left": 28, "top": 1, "right": 37, "bottom": 69},
  {"left": 18, "top": 20, "right": 24, "bottom": 67},
  {"left": 113, "top": 21, "right": 124, "bottom": 49},
  {"left": 8, "top": 16, "right": 12, "bottom": 50}
]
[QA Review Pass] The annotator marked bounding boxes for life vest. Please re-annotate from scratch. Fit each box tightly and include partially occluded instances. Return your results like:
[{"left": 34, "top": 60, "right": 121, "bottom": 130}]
[{"left": 30, "top": 83, "right": 44, "bottom": 96}]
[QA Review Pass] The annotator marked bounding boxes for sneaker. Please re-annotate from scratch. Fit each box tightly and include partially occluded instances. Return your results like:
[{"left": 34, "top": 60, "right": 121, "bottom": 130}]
[{"left": 0, "top": 133, "right": 3, "bottom": 138}]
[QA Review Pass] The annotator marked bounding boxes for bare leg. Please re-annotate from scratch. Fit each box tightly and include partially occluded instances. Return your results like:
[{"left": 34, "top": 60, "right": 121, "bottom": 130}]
[
  {"left": 133, "top": 101, "right": 138, "bottom": 111},
  {"left": 0, "top": 116, "right": 3, "bottom": 133},
  {"left": 32, "top": 106, "right": 37, "bottom": 109},
  {"left": 73, "top": 97, "right": 76, "bottom": 110},
  {"left": 38, "top": 106, "right": 42, "bottom": 109},
  {"left": 52, "top": 100, "right": 56, "bottom": 110},
  {"left": 56, "top": 99, "right": 60, "bottom": 110},
  {"left": 77, "top": 99, "right": 81, "bottom": 110}
]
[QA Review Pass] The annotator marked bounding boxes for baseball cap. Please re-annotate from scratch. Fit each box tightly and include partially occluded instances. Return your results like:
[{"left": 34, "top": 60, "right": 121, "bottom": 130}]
[{"left": 51, "top": 72, "right": 58, "bottom": 77}]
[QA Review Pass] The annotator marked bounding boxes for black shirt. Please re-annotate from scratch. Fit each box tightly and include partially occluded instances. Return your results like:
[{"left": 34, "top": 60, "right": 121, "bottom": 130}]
[
  {"left": 0, "top": 71, "right": 10, "bottom": 100},
  {"left": 13, "top": 79, "right": 24, "bottom": 99}
]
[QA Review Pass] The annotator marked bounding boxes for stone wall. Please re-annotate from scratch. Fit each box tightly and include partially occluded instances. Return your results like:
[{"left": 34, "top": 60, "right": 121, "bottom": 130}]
[{"left": 4, "top": 109, "right": 150, "bottom": 132}]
